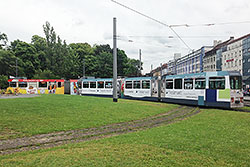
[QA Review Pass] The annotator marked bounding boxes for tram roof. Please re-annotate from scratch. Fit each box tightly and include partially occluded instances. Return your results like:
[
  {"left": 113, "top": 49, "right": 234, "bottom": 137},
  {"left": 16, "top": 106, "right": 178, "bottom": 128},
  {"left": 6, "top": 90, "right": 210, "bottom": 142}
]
[
  {"left": 125, "top": 77, "right": 153, "bottom": 81},
  {"left": 163, "top": 71, "right": 241, "bottom": 79},
  {"left": 80, "top": 78, "right": 113, "bottom": 82}
]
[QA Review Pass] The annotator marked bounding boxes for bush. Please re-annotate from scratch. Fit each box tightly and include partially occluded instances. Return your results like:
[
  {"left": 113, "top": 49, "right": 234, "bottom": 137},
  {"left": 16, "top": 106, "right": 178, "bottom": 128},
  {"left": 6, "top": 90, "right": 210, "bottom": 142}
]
[{"left": 0, "top": 75, "right": 8, "bottom": 89}]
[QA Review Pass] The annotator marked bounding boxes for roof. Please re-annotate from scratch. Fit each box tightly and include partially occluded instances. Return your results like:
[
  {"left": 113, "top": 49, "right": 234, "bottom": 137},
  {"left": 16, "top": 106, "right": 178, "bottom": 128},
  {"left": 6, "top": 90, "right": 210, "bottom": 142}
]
[
  {"left": 227, "top": 33, "right": 250, "bottom": 45},
  {"left": 162, "top": 71, "right": 241, "bottom": 79}
]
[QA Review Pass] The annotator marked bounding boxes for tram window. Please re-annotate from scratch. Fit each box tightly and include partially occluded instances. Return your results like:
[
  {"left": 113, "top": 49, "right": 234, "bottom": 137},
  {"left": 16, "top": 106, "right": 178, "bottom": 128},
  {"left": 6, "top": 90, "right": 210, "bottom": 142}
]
[
  {"left": 10, "top": 82, "right": 17, "bottom": 87},
  {"left": 133, "top": 81, "right": 141, "bottom": 89},
  {"left": 184, "top": 78, "right": 193, "bottom": 89},
  {"left": 18, "top": 82, "right": 27, "bottom": 88},
  {"left": 105, "top": 81, "right": 113, "bottom": 88},
  {"left": 39, "top": 82, "right": 47, "bottom": 88},
  {"left": 98, "top": 81, "right": 104, "bottom": 88},
  {"left": 142, "top": 80, "right": 150, "bottom": 89},
  {"left": 125, "top": 81, "right": 132, "bottom": 89},
  {"left": 83, "top": 82, "right": 89, "bottom": 88},
  {"left": 195, "top": 78, "right": 206, "bottom": 89},
  {"left": 58, "top": 82, "right": 62, "bottom": 88},
  {"left": 90, "top": 82, "right": 96, "bottom": 88},
  {"left": 230, "top": 76, "right": 242, "bottom": 89},
  {"left": 209, "top": 77, "right": 225, "bottom": 89},
  {"left": 174, "top": 79, "right": 182, "bottom": 89},
  {"left": 166, "top": 79, "right": 173, "bottom": 89}
]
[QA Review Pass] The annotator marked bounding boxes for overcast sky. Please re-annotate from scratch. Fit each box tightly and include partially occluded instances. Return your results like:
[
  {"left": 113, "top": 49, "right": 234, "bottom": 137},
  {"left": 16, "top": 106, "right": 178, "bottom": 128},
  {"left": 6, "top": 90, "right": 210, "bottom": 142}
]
[{"left": 1, "top": 0, "right": 250, "bottom": 73}]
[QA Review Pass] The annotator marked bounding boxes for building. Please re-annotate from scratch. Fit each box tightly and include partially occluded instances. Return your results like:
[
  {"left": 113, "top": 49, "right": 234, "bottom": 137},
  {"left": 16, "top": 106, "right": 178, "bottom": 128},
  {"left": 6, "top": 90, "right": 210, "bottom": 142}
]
[
  {"left": 243, "top": 35, "right": 250, "bottom": 89},
  {"left": 203, "top": 38, "right": 233, "bottom": 72},
  {"left": 176, "top": 46, "right": 212, "bottom": 75}
]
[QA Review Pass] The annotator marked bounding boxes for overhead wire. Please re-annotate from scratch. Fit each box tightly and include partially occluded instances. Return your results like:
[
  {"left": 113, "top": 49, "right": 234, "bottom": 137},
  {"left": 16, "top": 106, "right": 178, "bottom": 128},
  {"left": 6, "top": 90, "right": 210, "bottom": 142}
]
[
  {"left": 111, "top": 0, "right": 192, "bottom": 51},
  {"left": 169, "top": 21, "right": 250, "bottom": 28}
]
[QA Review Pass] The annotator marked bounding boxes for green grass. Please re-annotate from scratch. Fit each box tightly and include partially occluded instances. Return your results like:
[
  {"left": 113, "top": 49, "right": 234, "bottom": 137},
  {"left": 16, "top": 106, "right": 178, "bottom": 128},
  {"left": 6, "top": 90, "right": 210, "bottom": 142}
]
[
  {"left": 0, "top": 108, "right": 249, "bottom": 167},
  {"left": 0, "top": 95, "right": 178, "bottom": 139}
]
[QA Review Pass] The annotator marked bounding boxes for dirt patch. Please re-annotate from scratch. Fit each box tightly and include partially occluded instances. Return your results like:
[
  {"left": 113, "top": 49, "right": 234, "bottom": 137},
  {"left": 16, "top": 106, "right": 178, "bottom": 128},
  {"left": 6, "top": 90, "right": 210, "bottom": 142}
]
[{"left": 0, "top": 106, "right": 200, "bottom": 155}]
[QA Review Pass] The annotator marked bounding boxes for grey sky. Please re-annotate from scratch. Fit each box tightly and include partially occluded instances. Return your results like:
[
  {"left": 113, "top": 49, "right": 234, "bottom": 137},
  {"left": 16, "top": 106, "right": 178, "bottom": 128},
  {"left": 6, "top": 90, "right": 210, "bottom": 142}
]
[{"left": 0, "top": 0, "right": 249, "bottom": 73}]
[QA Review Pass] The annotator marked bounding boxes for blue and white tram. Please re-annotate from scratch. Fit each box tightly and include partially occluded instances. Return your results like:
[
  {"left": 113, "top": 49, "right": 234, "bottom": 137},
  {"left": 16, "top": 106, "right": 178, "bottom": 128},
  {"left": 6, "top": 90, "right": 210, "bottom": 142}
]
[
  {"left": 123, "top": 77, "right": 159, "bottom": 101},
  {"left": 79, "top": 78, "right": 115, "bottom": 97},
  {"left": 161, "top": 71, "right": 244, "bottom": 108}
]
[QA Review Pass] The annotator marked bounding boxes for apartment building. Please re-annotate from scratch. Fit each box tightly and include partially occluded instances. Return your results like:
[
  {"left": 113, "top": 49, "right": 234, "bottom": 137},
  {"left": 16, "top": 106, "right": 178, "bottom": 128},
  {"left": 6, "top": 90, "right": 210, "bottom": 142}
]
[
  {"left": 203, "top": 38, "right": 233, "bottom": 72},
  {"left": 176, "top": 46, "right": 212, "bottom": 75},
  {"left": 242, "top": 35, "right": 250, "bottom": 88}
]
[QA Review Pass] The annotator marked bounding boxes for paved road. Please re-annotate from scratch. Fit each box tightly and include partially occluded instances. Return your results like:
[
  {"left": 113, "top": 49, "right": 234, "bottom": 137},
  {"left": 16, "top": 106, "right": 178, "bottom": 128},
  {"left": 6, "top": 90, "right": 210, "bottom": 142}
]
[{"left": 0, "top": 94, "right": 40, "bottom": 99}]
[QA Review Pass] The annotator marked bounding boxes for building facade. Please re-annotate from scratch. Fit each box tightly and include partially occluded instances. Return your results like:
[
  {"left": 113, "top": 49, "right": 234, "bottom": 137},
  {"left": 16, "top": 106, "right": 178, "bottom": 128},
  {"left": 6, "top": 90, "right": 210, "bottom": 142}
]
[
  {"left": 242, "top": 35, "right": 250, "bottom": 89},
  {"left": 176, "top": 46, "right": 212, "bottom": 75}
]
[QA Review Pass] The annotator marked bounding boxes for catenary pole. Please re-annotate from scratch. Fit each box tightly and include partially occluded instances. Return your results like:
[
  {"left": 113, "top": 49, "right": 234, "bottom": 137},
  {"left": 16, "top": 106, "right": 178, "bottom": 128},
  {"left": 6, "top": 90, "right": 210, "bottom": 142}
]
[
  {"left": 113, "top": 17, "right": 118, "bottom": 102},
  {"left": 139, "top": 49, "right": 141, "bottom": 76}
]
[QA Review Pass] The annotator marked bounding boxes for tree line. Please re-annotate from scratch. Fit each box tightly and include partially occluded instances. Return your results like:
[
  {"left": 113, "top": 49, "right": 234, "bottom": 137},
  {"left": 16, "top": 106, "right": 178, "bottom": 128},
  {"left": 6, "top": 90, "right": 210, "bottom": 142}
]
[{"left": 0, "top": 22, "right": 142, "bottom": 88}]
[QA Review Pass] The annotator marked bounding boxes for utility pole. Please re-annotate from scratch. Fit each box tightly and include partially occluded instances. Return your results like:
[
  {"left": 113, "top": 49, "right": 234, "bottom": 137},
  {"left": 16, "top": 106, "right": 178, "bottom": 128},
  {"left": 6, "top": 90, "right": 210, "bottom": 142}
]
[
  {"left": 16, "top": 59, "right": 18, "bottom": 77},
  {"left": 82, "top": 58, "right": 85, "bottom": 78},
  {"left": 113, "top": 17, "right": 118, "bottom": 102},
  {"left": 139, "top": 49, "right": 141, "bottom": 76}
]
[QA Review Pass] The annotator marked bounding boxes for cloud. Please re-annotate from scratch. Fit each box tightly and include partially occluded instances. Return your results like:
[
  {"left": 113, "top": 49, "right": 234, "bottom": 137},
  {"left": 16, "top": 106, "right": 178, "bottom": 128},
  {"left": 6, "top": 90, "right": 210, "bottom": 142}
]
[{"left": 0, "top": 0, "right": 249, "bottom": 73}]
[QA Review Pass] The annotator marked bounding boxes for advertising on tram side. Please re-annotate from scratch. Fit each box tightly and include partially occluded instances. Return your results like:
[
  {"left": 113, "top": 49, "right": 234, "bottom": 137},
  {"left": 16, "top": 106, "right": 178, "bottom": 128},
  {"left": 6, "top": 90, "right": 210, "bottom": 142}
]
[{"left": 7, "top": 79, "right": 65, "bottom": 95}]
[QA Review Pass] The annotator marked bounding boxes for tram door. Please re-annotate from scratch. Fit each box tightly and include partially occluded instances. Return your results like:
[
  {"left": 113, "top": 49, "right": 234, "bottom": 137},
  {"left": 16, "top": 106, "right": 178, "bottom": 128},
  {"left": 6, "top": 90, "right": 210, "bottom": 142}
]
[
  {"left": 160, "top": 79, "right": 165, "bottom": 98},
  {"left": 151, "top": 78, "right": 158, "bottom": 97}
]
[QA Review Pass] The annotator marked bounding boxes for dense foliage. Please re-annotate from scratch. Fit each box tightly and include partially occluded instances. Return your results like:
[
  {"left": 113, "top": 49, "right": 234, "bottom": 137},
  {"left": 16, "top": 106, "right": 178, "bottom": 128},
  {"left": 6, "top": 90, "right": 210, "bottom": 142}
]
[{"left": 0, "top": 22, "right": 141, "bottom": 88}]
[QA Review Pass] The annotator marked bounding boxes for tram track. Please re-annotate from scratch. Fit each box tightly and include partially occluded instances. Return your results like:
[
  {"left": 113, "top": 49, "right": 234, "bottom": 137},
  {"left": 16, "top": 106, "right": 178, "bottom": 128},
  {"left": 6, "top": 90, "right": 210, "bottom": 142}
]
[{"left": 0, "top": 106, "right": 200, "bottom": 155}]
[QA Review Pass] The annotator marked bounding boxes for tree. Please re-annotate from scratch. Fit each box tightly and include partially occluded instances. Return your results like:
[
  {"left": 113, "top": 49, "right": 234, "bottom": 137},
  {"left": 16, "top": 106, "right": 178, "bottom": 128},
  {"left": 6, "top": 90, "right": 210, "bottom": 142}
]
[
  {"left": 0, "top": 50, "right": 17, "bottom": 76},
  {"left": 10, "top": 40, "right": 39, "bottom": 78},
  {"left": 0, "top": 32, "right": 8, "bottom": 49},
  {"left": 31, "top": 35, "right": 48, "bottom": 71},
  {"left": 0, "top": 75, "right": 8, "bottom": 89}
]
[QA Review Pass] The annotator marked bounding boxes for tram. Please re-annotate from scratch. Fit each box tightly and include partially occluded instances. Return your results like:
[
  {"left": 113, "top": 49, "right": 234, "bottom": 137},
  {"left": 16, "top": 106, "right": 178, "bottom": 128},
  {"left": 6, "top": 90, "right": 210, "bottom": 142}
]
[
  {"left": 7, "top": 79, "right": 65, "bottom": 94},
  {"left": 7, "top": 71, "right": 244, "bottom": 108},
  {"left": 78, "top": 78, "right": 120, "bottom": 97},
  {"left": 161, "top": 71, "right": 243, "bottom": 108},
  {"left": 122, "top": 71, "right": 243, "bottom": 108}
]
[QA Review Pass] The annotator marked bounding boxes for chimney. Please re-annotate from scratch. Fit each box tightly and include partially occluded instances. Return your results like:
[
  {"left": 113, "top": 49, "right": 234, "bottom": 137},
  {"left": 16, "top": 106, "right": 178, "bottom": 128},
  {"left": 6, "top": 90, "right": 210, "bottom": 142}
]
[
  {"left": 213, "top": 40, "right": 218, "bottom": 47},
  {"left": 229, "top": 36, "right": 234, "bottom": 41}
]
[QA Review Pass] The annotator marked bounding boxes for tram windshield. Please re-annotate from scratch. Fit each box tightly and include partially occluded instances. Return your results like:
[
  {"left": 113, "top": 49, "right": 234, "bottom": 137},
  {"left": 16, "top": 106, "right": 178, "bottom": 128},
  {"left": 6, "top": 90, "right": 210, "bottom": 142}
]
[{"left": 230, "top": 76, "right": 242, "bottom": 90}]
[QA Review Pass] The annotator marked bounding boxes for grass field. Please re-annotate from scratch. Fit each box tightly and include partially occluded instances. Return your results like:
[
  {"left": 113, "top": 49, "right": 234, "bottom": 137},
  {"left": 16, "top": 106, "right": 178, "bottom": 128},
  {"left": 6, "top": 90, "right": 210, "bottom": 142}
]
[
  {"left": 0, "top": 108, "right": 249, "bottom": 166},
  {"left": 0, "top": 95, "right": 178, "bottom": 139},
  {"left": 0, "top": 95, "right": 250, "bottom": 166}
]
